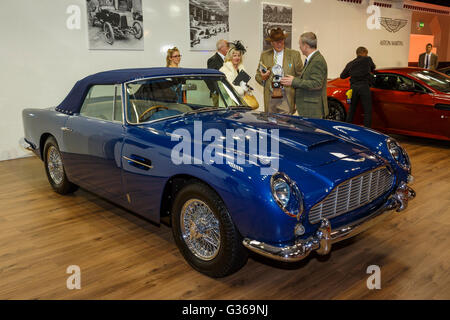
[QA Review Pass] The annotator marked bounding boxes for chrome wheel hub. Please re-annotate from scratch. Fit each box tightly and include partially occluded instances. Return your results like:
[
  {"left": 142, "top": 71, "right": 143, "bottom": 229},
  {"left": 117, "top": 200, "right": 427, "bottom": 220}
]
[
  {"left": 180, "top": 199, "right": 220, "bottom": 261},
  {"left": 47, "top": 146, "right": 64, "bottom": 185}
]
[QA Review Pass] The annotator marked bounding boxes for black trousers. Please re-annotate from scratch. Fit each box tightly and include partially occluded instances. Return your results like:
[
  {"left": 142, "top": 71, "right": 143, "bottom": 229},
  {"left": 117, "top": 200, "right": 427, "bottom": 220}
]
[{"left": 346, "top": 84, "right": 372, "bottom": 128}]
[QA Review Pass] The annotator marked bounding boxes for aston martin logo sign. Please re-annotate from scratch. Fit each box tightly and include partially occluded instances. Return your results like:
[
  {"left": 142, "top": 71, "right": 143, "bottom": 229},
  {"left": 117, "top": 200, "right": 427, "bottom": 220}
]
[{"left": 379, "top": 17, "right": 408, "bottom": 33}]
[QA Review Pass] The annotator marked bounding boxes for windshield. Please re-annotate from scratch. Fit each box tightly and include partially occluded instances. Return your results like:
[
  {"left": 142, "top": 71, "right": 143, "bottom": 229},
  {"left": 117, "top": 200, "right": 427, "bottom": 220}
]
[
  {"left": 126, "top": 76, "right": 246, "bottom": 124},
  {"left": 409, "top": 70, "right": 450, "bottom": 93}
]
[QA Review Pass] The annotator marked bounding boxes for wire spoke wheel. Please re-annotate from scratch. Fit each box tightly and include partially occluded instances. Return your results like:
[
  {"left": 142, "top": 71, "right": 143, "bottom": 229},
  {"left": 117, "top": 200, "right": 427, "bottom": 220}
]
[
  {"left": 43, "top": 137, "right": 78, "bottom": 195},
  {"left": 180, "top": 199, "right": 221, "bottom": 261},
  {"left": 133, "top": 21, "right": 143, "bottom": 40},
  {"left": 104, "top": 22, "right": 114, "bottom": 45},
  {"left": 47, "top": 146, "right": 64, "bottom": 185},
  {"left": 172, "top": 182, "right": 248, "bottom": 277}
]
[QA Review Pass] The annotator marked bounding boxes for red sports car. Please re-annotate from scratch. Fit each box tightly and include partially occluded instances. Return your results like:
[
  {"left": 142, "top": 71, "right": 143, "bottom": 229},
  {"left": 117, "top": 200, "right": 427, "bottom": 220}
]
[{"left": 327, "top": 68, "right": 450, "bottom": 141}]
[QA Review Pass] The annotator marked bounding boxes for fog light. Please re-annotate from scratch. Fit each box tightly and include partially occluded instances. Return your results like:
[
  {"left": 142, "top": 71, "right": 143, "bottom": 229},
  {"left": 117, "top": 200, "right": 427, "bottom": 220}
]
[{"left": 295, "top": 224, "right": 305, "bottom": 236}]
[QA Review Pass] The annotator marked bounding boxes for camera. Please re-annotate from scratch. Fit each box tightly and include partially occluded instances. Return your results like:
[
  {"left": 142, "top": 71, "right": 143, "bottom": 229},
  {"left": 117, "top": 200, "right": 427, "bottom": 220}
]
[
  {"left": 271, "top": 64, "right": 284, "bottom": 98},
  {"left": 273, "top": 76, "right": 282, "bottom": 88}
]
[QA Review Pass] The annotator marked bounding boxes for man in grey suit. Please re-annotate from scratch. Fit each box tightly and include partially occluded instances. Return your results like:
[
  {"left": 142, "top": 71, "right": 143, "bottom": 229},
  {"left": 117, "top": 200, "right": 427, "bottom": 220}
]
[
  {"left": 418, "top": 43, "right": 438, "bottom": 71},
  {"left": 281, "top": 32, "right": 328, "bottom": 119}
]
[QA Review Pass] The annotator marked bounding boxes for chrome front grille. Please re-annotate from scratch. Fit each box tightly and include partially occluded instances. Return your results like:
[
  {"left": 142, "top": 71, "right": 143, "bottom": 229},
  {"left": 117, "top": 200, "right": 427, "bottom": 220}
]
[{"left": 308, "top": 167, "right": 395, "bottom": 224}]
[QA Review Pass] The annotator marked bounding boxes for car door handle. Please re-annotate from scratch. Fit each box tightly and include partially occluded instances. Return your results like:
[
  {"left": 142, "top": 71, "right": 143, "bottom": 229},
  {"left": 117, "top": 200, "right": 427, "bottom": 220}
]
[
  {"left": 61, "top": 127, "right": 73, "bottom": 133},
  {"left": 123, "top": 155, "right": 153, "bottom": 171}
]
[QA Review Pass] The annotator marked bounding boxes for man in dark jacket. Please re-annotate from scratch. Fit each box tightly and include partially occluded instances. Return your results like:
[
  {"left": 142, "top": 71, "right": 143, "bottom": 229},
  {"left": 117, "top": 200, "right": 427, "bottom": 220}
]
[
  {"left": 207, "top": 40, "right": 229, "bottom": 70},
  {"left": 418, "top": 43, "right": 438, "bottom": 70},
  {"left": 340, "top": 47, "right": 376, "bottom": 128}
]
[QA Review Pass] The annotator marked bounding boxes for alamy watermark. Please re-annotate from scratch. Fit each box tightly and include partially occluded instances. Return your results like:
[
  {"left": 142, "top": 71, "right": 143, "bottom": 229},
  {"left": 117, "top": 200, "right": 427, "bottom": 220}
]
[
  {"left": 366, "top": 5, "right": 381, "bottom": 30},
  {"left": 66, "top": 265, "right": 81, "bottom": 290},
  {"left": 367, "top": 265, "right": 381, "bottom": 290},
  {"left": 66, "top": 5, "right": 81, "bottom": 30},
  {"left": 170, "top": 121, "right": 280, "bottom": 175},
  {"left": 66, "top": 3, "right": 384, "bottom": 31}
]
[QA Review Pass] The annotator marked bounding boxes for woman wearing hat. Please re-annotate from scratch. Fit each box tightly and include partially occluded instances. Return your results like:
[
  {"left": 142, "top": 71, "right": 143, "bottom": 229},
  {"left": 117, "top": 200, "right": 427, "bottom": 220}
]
[
  {"left": 220, "top": 42, "right": 249, "bottom": 97},
  {"left": 255, "top": 28, "right": 303, "bottom": 114}
]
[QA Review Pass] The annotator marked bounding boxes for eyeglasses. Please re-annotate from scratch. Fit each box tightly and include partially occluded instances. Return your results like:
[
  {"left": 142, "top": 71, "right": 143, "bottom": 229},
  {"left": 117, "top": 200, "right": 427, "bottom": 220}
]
[{"left": 172, "top": 55, "right": 182, "bottom": 58}]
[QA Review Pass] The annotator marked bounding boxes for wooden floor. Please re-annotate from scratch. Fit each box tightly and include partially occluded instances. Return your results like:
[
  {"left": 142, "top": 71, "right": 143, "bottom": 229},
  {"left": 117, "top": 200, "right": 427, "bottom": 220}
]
[{"left": 0, "top": 135, "right": 449, "bottom": 300}]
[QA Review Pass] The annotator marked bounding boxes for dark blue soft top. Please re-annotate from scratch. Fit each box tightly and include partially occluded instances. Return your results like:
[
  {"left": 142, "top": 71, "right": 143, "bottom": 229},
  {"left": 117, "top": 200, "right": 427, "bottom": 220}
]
[{"left": 56, "top": 67, "right": 223, "bottom": 115}]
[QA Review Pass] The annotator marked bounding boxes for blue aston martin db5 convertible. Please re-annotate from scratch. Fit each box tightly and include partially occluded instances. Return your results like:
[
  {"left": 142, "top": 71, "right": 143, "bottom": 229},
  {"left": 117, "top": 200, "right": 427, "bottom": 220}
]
[{"left": 22, "top": 68, "right": 415, "bottom": 277}]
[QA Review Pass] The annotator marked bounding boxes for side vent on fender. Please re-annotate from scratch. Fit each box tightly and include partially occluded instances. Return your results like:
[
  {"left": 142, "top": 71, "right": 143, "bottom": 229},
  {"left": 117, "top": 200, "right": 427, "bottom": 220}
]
[{"left": 123, "top": 155, "right": 153, "bottom": 171}]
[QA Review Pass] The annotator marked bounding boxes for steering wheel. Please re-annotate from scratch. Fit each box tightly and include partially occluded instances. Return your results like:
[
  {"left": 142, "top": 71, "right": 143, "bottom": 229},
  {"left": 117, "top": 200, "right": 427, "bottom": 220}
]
[{"left": 139, "top": 105, "right": 169, "bottom": 122}]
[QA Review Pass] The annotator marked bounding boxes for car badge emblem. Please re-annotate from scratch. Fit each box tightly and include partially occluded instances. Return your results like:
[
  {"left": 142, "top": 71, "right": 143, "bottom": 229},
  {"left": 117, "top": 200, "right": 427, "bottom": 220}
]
[{"left": 379, "top": 17, "right": 408, "bottom": 33}]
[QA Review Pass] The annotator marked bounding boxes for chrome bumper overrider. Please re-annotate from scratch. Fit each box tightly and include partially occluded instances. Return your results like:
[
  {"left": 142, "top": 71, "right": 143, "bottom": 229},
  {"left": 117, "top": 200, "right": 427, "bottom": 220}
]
[{"left": 243, "top": 183, "right": 416, "bottom": 262}]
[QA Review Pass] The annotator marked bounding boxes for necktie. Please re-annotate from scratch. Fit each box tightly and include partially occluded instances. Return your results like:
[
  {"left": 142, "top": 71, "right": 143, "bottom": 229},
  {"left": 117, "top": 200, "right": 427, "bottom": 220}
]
[
  {"left": 274, "top": 51, "right": 283, "bottom": 67},
  {"left": 425, "top": 55, "right": 429, "bottom": 69}
]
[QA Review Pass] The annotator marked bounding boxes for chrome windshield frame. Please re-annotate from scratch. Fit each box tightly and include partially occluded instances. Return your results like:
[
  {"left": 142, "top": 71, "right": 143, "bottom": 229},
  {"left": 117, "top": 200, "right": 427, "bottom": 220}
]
[{"left": 122, "top": 74, "right": 245, "bottom": 126}]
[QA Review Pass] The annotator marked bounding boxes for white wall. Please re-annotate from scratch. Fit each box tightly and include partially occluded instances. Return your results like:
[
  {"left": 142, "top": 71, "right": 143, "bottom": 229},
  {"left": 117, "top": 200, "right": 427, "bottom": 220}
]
[{"left": 0, "top": 0, "right": 413, "bottom": 161}]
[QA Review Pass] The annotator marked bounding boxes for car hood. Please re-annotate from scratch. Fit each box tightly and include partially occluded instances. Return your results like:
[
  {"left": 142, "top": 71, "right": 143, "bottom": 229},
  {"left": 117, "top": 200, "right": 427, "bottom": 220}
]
[{"left": 154, "top": 110, "right": 371, "bottom": 168}]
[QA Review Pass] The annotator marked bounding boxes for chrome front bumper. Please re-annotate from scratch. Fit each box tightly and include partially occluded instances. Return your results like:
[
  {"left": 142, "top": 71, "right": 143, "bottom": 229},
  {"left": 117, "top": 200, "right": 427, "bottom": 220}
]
[{"left": 243, "top": 182, "right": 416, "bottom": 262}]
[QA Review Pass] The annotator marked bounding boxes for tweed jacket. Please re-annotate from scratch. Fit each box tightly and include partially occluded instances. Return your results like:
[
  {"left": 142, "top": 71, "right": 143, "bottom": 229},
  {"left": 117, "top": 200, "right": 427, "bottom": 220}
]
[
  {"left": 291, "top": 50, "right": 329, "bottom": 119},
  {"left": 255, "top": 48, "right": 303, "bottom": 113}
]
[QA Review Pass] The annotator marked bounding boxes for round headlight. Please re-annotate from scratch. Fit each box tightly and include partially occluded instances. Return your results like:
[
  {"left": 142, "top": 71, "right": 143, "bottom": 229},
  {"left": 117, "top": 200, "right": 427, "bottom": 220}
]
[
  {"left": 388, "top": 140, "right": 401, "bottom": 161},
  {"left": 387, "top": 138, "right": 411, "bottom": 172},
  {"left": 272, "top": 179, "right": 291, "bottom": 208},
  {"left": 270, "top": 172, "right": 304, "bottom": 219}
]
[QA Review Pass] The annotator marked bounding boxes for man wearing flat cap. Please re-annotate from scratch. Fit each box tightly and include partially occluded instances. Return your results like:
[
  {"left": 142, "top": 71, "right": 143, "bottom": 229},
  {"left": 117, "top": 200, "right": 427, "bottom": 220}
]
[{"left": 255, "top": 28, "right": 303, "bottom": 114}]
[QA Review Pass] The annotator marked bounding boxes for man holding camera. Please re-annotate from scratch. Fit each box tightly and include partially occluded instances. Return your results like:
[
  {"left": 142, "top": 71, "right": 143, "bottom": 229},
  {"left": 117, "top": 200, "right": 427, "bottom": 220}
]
[{"left": 255, "top": 28, "right": 303, "bottom": 114}]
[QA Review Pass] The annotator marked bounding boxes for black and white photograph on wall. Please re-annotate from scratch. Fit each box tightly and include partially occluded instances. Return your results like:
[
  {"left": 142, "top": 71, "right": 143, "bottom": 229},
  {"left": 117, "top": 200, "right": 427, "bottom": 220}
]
[
  {"left": 262, "top": 3, "right": 293, "bottom": 51},
  {"left": 189, "top": 0, "right": 230, "bottom": 51},
  {"left": 86, "top": 0, "right": 144, "bottom": 50}
]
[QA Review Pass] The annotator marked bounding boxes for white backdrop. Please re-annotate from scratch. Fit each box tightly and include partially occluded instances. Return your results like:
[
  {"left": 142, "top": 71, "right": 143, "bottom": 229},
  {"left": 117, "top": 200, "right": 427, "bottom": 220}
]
[{"left": 0, "top": 0, "right": 413, "bottom": 161}]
